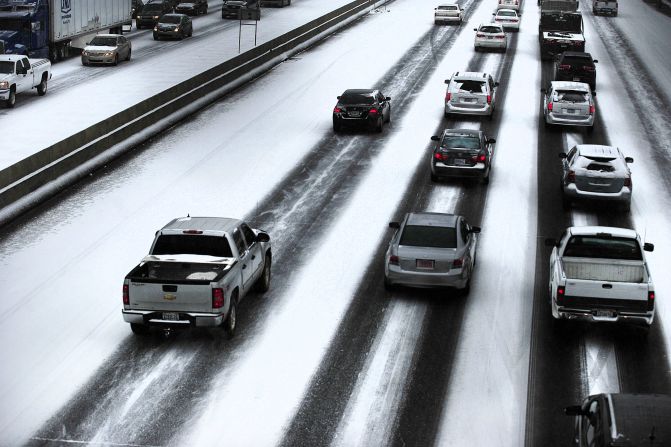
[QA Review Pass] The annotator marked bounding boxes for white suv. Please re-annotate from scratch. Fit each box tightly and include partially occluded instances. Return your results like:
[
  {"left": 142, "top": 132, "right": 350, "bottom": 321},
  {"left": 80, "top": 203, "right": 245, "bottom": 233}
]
[
  {"left": 434, "top": 3, "right": 463, "bottom": 24},
  {"left": 444, "top": 71, "right": 499, "bottom": 119}
]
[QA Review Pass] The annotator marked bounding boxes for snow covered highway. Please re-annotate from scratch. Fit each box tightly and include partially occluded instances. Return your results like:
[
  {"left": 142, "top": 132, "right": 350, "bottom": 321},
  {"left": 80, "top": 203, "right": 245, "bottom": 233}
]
[{"left": 2, "top": 0, "right": 671, "bottom": 445}]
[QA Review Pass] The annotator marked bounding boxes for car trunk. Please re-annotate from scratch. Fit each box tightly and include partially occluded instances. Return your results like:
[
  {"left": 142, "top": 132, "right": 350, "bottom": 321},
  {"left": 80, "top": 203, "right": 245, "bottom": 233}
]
[
  {"left": 341, "top": 104, "right": 373, "bottom": 119},
  {"left": 440, "top": 148, "right": 480, "bottom": 167},
  {"left": 553, "top": 98, "right": 589, "bottom": 119},
  {"left": 575, "top": 171, "right": 625, "bottom": 193},
  {"left": 453, "top": 91, "right": 487, "bottom": 109},
  {"left": 397, "top": 246, "right": 456, "bottom": 273}
]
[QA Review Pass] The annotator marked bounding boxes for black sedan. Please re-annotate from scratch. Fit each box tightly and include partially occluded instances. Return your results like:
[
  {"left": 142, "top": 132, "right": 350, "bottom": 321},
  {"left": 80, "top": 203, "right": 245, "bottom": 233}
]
[
  {"left": 153, "top": 14, "right": 193, "bottom": 40},
  {"left": 175, "top": 1, "right": 208, "bottom": 15},
  {"left": 430, "top": 129, "right": 495, "bottom": 184},
  {"left": 554, "top": 51, "right": 598, "bottom": 92},
  {"left": 333, "top": 89, "right": 391, "bottom": 133}
]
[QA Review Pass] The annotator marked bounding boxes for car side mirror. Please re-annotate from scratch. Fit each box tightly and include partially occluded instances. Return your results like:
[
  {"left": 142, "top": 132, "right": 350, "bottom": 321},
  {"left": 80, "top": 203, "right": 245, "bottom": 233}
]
[
  {"left": 444, "top": 79, "right": 450, "bottom": 84},
  {"left": 431, "top": 135, "right": 440, "bottom": 141},
  {"left": 564, "top": 405, "right": 585, "bottom": 416},
  {"left": 494, "top": 81, "right": 500, "bottom": 86},
  {"left": 86, "top": 41, "right": 90, "bottom": 45},
  {"left": 625, "top": 157, "right": 633, "bottom": 163},
  {"left": 540, "top": 88, "right": 547, "bottom": 93},
  {"left": 545, "top": 238, "right": 559, "bottom": 247},
  {"left": 385, "top": 96, "right": 391, "bottom": 101},
  {"left": 644, "top": 243, "right": 654, "bottom": 252},
  {"left": 389, "top": 222, "right": 400, "bottom": 229},
  {"left": 593, "top": 59, "right": 598, "bottom": 63},
  {"left": 337, "top": 95, "right": 341, "bottom": 100},
  {"left": 469, "top": 226, "right": 481, "bottom": 234},
  {"left": 487, "top": 138, "right": 496, "bottom": 144},
  {"left": 256, "top": 232, "right": 270, "bottom": 243},
  {"left": 473, "top": 28, "right": 477, "bottom": 31},
  {"left": 559, "top": 153, "right": 567, "bottom": 159}
]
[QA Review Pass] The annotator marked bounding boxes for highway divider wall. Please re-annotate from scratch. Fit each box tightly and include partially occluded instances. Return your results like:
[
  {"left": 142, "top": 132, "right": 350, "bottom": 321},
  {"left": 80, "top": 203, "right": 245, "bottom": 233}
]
[{"left": 0, "top": 0, "right": 382, "bottom": 223}]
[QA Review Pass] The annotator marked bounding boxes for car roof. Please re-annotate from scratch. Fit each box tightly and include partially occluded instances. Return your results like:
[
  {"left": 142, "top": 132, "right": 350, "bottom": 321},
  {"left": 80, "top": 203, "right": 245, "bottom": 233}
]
[
  {"left": 561, "top": 51, "right": 592, "bottom": 58},
  {"left": 406, "top": 212, "right": 459, "bottom": 227},
  {"left": 568, "top": 226, "right": 638, "bottom": 239},
  {"left": 342, "top": 89, "right": 375, "bottom": 95},
  {"left": 452, "top": 71, "right": 490, "bottom": 80},
  {"left": 443, "top": 128, "right": 481, "bottom": 137},
  {"left": 608, "top": 394, "right": 671, "bottom": 445},
  {"left": 575, "top": 144, "right": 619, "bottom": 158},
  {"left": 551, "top": 81, "right": 591, "bottom": 91},
  {"left": 161, "top": 216, "right": 242, "bottom": 234}
]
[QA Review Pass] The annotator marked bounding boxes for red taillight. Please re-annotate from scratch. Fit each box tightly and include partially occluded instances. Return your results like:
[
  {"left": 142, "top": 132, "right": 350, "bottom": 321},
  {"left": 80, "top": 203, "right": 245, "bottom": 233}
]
[
  {"left": 567, "top": 171, "right": 575, "bottom": 183},
  {"left": 478, "top": 153, "right": 486, "bottom": 163},
  {"left": 477, "top": 33, "right": 485, "bottom": 38},
  {"left": 589, "top": 104, "right": 595, "bottom": 114},
  {"left": 212, "top": 288, "right": 225, "bottom": 309},
  {"left": 452, "top": 258, "right": 464, "bottom": 268},
  {"left": 547, "top": 102, "right": 553, "bottom": 111},
  {"left": 648, "top": 291, "right": 655, "bottom": 310},
  {"left": 434, "top": 152, "right": 445, "bottom": 161},
  {"left": 557, "top": 285, "right": 565, "bottom": 305},
  {"left": 369, "top": 108, "right": 378, "bottom": 114},
  {"left": 487, "top": 94, "right": 492, "bottom": 104},
  {"left": 333, "top": 107, "right": 342, "bottom": 113},
  {"left": 583, "top": 65, "right": 595, "bottom": 72},
  {"left": 123, "top": 284, "right": 129, "bottom": 305},
  {"left": 495, "top": 35, "right": 505, "bottom": 39},
  {"left": 446, "top": 92, "right": 452, "bottom": 102},
  {"left": 558, "top": 64, "right": 571, "bottom": 70},
  {"left": 624, "top": 176, "right": 632, "bottom": 187},
  {"left": 389, "top": 255, "right": 399, "bottom": 266}
]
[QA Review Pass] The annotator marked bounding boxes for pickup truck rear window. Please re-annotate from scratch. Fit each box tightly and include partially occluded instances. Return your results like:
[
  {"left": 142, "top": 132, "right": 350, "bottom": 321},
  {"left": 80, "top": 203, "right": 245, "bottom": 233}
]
[
  {"left": 563, "top": 236, "right": 642, "bottom": 260},
  {"left": 400, "top": 225, "right": 457, "bottom": 249},
  {"left": 151, "top": 235, "right": 234, "bottom": 257}
]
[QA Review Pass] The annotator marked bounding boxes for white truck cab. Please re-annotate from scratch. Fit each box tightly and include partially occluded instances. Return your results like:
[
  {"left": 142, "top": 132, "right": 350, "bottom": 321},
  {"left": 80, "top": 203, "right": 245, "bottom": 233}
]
[{"left": 0, "top": 54, "right": 51, "bottom": 108}]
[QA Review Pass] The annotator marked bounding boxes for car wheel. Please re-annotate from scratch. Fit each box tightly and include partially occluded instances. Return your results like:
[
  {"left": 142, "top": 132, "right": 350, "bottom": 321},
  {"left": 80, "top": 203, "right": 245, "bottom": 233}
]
[
  {"left": 459, "top": 276, "right": 471, "bottom": 296},
  {"left": 622, "top": 200, "right": 631, "bottom": 212},
  {"left": 384, "top": 276, "right": 394, "bottom": 291},
  {"left": 562, "top": 195, "right": 571, "bottom": 210},
  {"left": 376, "top": 118, "right": 383, "bottom": 133},
  {"left": 482, "top": 170, "right": 490, "bottom": 185},
  {"left": 431, "top": 172, "right": 439, "bottom": 182},
  {"left": 586, "top": 125, "right": 594, "bottom": 134},
  {"left": 113, "top": 54, "right": 118, "bottom": 66},
  {"left": 126, "top": 49, "right": 131, "bottom": 61},
  {"left": 224, "top": 295, "right": 237, "bottom": 339},
  {"left": 254, "top": 254, "right": 272, "bottom": 292},
  {"left": 82, "top": 59, "right": 88, "bottom": 66},
  {"left": 333, "top": 121, "right": 341, "bottom": 133},
  {"left": 37, "top": 77, "right": 48, "bottom": 96},
  {"left": 5, "top": 88, "right": 16, "bottom": 108},
  {"left": 130, "top": 323, "right": 149, "bottom": 335}
]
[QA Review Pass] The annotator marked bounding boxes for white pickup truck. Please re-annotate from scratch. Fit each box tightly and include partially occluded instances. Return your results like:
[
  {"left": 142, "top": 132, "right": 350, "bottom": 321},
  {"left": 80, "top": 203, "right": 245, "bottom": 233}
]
[
  {"left": 546, "top": 226, "right": 655, "bottom": 326},
  {"left": 122, "top": 216, "right": 272, "bottom": 336},
  {"left": 0, "top": 54, "right": 51, "bottom": 108}
]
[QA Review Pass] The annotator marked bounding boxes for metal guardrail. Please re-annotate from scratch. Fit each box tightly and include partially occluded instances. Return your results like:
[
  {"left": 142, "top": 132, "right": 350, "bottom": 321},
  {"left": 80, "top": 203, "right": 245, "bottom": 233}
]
[{"left": 0, "top": 0, "right": 379, "bottom": 214}]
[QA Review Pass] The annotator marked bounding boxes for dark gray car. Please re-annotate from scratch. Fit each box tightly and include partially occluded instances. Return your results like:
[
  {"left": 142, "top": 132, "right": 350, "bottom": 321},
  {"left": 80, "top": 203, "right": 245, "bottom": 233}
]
[
  {"left": 153, "top": 13, "right": 193, "bottom": 40},
  {"left": 384, "top": 212, "right": 480, "bottom": 293},
  {"left": 430, "top": 129, "right": 495, "bottom": 184}
]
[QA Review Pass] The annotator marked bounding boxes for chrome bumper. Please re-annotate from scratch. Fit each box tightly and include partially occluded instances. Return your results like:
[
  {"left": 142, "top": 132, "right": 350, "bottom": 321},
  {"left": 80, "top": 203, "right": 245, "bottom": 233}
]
[{"left": 122, "top": 309, "right": 224, "bottom": 327}]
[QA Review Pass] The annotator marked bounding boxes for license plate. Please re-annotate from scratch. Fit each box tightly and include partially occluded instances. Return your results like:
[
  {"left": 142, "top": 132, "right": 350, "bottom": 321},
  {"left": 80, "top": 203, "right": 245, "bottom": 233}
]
[
  {"left": 162, "top": 312, "right": 179, "bottom": 321},
  {"left": 573, "top": 77, "right": 581, "bottom": 81},
  {"left": 488, "top": 36, "right": 494, "bottom": 39},
  {"left": 454, "top": 158, "right": 467, "bottom": 165},
  {"left": 595, "top": 310, "right": 614, "bottom": 318},
  {"left": 416, "top": 259, "right": 435, "bottom": 269},
  {"left": 566, "top": 108, "right": 576, "bottom": 114},
  {"left": 349, "top": 111, "right": 361, "bottom": 117},
  {"left": 463, "top": 98, "right": 476, "bottom": 103}
]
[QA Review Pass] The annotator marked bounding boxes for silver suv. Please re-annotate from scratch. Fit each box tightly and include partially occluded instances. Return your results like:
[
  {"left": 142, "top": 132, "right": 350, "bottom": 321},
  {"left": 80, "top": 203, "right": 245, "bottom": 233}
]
[
  {"left": 444, "top": 72, "right": 499, "bottom": 119},
  {"left": 542, "top": 81, "right": 595, "bottom": 129},
  {"left": 559, "top": 144, "right": 633, "bottom": 210}
]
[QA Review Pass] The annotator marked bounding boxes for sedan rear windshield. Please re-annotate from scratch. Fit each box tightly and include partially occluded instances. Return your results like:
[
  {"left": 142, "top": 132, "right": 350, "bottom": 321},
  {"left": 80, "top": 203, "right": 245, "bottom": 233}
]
[
  {"left": 554, "top": 90, "right": 588, "bottom": 102},
  {"left": 152, "top": 235, "right": 234, "bottom": 257},
  {"left": 89, "top": 37, "right": 117, "bottom": 46},
  {"left": 452, "top": 80, "right": 486, "bottom": 93},
  {"left": 442, "top": 135, "right": 481, "bottom": 149},
  {"left": 563, "top": 236, "right": 642, "bottom": 260},
  {"left": 340, "top": 93, "right": 375, "bottom": 105},
  {"left": 479, "top": 26, "right": 503, "bottom": 33},
  {"left": 400, "top": 225, "right": 457, "bottom": 249},
  {"left": 437, "top": 5, "right": 458, "bottom": 9},
  {"left": 498, "top": 10, "right": 517, "bottom": 16},
  {"left": 160, "top": 15, "right": 182, "bottom": 23},
  {"left": 562, "top": 56, "right": 593, "bottom": 66}
]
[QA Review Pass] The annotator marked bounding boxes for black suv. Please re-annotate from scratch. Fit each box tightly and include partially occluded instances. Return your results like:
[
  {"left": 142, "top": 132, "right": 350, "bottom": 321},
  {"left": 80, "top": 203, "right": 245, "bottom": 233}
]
[
  {"left": 554, "top": 51, "right": 598, "bottom": 92},
  {"left": 176, "top": 0, "right": 208, "bottom": 15},
  {"left": 332, "top": 89, "right": 391, "bottom": 133},
  {"left": 137, "top": 0, "right": 174, "bottom": 29},
  {"left": 430, "top": 129, "right": 495, "bottom": 184}
]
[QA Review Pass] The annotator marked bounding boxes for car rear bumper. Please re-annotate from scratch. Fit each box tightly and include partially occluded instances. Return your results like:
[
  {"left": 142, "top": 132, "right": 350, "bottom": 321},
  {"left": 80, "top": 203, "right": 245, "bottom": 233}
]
[
  {"left": 333, "top": 116, "right": 377, "bottom": 128},
  {"left": 594, "top": 7, "right": 617, "bottom": 13},
  {"left": 496, "top": 20, "right": 520, "bottom": 29},
  {"left": 546, "top": 112, "right": 594, "bottom": 127},
  {"left": 434, "top": 15, "right": 461, "bottom": 22},
  {"left": 563, "top": 184, "right": 631, "bottom": 202},
  {"left": 554, "top": 306, "right": 654, "bottom": 325},
  {"left": 432, "top": 162, "right": 488, "bottom": 178},
  {"left": 122, "top": 309, "right": 224, "bottom": 327},
  {"left": 445, "top": 101, "right": 493, "bottom": 116},
  {"left": 475, "top": 38, "right": 507, "bottom": 49},
  {"left": 385, "top": 265, "right": 468, "bottom": 289}
]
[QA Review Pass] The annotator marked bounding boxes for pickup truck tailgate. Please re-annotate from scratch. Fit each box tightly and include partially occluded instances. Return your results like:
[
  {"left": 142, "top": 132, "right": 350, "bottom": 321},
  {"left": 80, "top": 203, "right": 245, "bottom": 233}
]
[
  {"left": 128, "top": 282, "right": 214, "bottom": 313},
  {"left": 562, "top": 259, "right": 645, "bottom": 283},
  {"left": 564, "top": 278, "right": 648, "bottom": 301}
]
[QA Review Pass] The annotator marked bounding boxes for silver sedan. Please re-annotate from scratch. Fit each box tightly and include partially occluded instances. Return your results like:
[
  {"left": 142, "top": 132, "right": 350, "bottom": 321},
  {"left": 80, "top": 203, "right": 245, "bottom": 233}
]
[
  {"left": 560, "top": 144, "right": 633, "bottom": 210},
  {"left": 384, "top": 212, "right": 480, "bottom": 293},
  {"left": 81, "top": 34, "right": 131, "bottom": 66}
]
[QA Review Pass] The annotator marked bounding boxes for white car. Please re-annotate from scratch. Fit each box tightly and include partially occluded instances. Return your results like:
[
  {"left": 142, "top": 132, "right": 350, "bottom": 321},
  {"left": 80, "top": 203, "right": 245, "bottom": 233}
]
[
  {"left": 434, "top": 3, "right": 463, "bottom": 24},
  {"left": 497, "top": 0, "right": 520, "bottom": 10},
  {"left": 474, "top": 23, "right": 507, "bottom": 52},
  {"left": 542, "top": 81, "right": 595, "bottom": 129},
  {"left": 493, "top": 9, "right": 520, "bottom": 30}
]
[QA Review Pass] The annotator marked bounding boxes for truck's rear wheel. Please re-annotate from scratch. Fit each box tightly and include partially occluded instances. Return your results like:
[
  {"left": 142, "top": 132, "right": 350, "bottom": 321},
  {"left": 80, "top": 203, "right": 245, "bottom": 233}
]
[
  {"left": 5, "top": 88, "right": 15, "bottom": 108},
  {"left": 254, "top": 255, "right": 272, "bottom": 292},
  {"left": 130, "top": 323, "right": 149, "bottom": 335},
  {"left": 37, "top": 77, "right": 48, "bottom": 96},
  {"left": 224, "top": 296, "right": 237, "bottom": 339}
]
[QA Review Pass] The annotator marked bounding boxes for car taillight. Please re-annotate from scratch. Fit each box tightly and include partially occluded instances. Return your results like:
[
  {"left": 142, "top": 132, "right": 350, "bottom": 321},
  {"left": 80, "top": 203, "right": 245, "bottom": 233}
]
[
  {"left": 567, "top": 170, "right": 575, "bottom": 183},
  {"left": 495, "top": 35, "right": 505, "bottom": 39},
  {"left": 487, "top": 94, "right": 492, "bottom": 104},
  {"left": 558, "top": 64, "right": 571, "bottom": 70},
  {"left": 434, "top": 152, "right": 446, "bottom": 161},
  {"left": 648, "top": 291, "right": 655, "bottom": 310},
  {"left": 369, "top": 108, "right": 378, "bottom": 114},
  {"left": 123, "top": 284, "right": 129, "bottom": 305},
  {"left": 212, "top": 288, "right": 225, "bottom": 309},
  {"left": 471, "top": 153, "right": 486, "bottom": 163},
  {"left": 452, "top": 258, "right": 464, "bottom": 268},
  {"left": 333, "top": 107, "right": 342, "bottom": 113},
  {"left": 389, "top": 255, "right": 399, "bottom": 266},
  {"left": 583, "top": 66, "right": 595, "bottom": 72},
  {"left": 589, "top": 104, "right": 595, "bottom": 114},
  {"left": 477, "top": 33, "right": 485, "bottom": 37},
  {"left": 446, "top": 92, "right": 452, "bottom": 102},
  {"left": 547, "top": 102, "right": 553, "bottom": 111},
  {"left": 624, "top": 176, "right": 632, "bottom": 188},
  {"left": 557, "top": 285, "right": 565, "bottom": 305}
]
